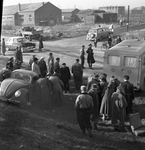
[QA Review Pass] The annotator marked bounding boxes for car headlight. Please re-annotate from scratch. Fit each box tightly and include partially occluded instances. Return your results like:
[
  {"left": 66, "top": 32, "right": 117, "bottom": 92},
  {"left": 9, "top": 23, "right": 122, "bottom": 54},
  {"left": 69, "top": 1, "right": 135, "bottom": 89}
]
[{"left": 15, "top": 90, "right": 21, "bottom": 97}]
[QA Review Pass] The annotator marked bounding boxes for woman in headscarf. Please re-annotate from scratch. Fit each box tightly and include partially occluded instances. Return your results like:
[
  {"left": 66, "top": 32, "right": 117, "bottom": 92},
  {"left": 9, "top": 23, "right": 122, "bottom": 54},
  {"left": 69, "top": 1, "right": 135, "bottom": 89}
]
[
  {"left": 38, "top": 57, "right": 47, "bottom": 77},
  {"left": 48, "top": 68, "right": 64, "bottom": 107},
  {"left": 111, "top": 85, "right": 127, "bottom": 132}
]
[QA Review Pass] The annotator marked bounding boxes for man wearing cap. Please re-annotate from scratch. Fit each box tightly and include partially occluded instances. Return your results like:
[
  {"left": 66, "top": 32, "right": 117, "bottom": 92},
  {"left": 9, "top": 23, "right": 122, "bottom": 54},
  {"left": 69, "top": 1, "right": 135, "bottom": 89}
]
[
  {"left": 71, "top": 59, "right": 83, "bottom": 91},
  {"left": 111, "top": 85, "right": 127, "bottom": 131},
  {"left": 88, "top": 84, "right": 100, "bottom": 131},
  {"left": 32, "top": 57, "right": 41, "bottom": 77},
  {"left": 38, "top": 57, "right": 47, "bottom": 77},
  {"left": 86, "top": 44, "right": 95, "bottom": 69},
  {"left": 60, "top": 63, "right": 71, "bottom": 93},
  {"left": 75, "top": 85, "right": 94, "bottom": 137},
  {"left": 121, "top": 75, "right": 134, "bottom": 116},
  {"left": 80, "top": 45, "right": 85, "bottom": 69}
]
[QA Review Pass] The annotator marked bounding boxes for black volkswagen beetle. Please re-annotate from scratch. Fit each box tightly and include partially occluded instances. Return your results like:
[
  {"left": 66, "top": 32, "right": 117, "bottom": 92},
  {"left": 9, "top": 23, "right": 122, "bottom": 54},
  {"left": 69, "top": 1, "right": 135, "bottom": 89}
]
[{"left": 0, "top": 69, "right": 41, "bottom": 107}]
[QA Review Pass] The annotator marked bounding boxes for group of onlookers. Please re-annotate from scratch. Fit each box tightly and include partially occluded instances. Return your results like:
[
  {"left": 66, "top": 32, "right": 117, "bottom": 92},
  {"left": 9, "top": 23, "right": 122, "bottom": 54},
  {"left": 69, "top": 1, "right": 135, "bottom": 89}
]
[{"left": 75, "top": 73, "right": 134, "bottom": 138}]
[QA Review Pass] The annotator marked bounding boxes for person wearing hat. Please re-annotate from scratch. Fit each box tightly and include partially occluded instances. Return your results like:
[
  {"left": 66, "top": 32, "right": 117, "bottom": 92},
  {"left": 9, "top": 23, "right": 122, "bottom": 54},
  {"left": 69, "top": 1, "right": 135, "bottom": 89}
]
[
  {"left": 38, "top": 57, "right": 47, "bottom": 77},
  {"left": 80, "top": 45, "right": 85, "bottom": 69},
  {"left": 120, "top": 75, "right": 134, "bottom": 116},
  {"left": 111, "top": 85, "right": 127, "bottom": 132},
  {"left": 87, "top": 73, "right": 100, "bottom": 91},
  {"left": 86, "top": 44, "right": 95, "bottom": 69},
  {"left": 60, "top": 63, "right": 71, "bottom": 93},
  {"left": 88, "top": 84, "right": 100, "bottom": 131},
  {"left": 54, "top": 57, "right": 61, "bottom": 79},
  {"left": 31, "top": 57, "right": 41, "bottom": 77},
  {"left": 75, "top": 85, "right": 94, "bottom": 137},
  {"left": 71, "top": 59, "right": 83, "bottom": 91}
]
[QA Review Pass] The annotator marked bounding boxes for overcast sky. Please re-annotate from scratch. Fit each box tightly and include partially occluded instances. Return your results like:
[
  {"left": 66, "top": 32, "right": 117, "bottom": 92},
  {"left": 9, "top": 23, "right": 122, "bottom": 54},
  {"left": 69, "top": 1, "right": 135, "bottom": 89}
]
[{"left": 3, "top": 0, "right": 145, "bottom": 9}]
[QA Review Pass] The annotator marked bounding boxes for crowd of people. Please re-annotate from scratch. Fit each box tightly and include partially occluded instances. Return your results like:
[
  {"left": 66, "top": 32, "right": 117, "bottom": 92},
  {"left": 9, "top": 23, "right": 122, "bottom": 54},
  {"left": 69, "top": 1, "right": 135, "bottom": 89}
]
[{"left": 75, "top": 73, "right": 134, "bottom": 138}]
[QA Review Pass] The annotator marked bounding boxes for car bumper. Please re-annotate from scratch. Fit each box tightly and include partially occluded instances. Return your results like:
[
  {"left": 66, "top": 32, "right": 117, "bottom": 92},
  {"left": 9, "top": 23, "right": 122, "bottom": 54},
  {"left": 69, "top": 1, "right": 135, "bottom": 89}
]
[{"left": 0, "top": 96, "right": 20, "bottom": 103}]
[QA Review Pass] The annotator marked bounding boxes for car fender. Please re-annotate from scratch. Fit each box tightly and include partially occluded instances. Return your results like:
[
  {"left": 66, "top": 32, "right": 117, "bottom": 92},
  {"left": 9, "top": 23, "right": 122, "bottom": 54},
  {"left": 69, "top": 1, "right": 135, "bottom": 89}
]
[{"left": 15, "top": 88, "right": 29, "bottom": 101}]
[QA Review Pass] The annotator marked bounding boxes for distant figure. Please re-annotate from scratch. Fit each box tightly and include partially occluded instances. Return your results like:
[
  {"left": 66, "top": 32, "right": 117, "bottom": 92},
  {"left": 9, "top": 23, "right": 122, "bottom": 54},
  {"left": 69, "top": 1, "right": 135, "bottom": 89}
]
[
  {"left": 1, "top": 38, "right": 6, "bottom": 56},
  {"left": 38, "top": 57, "right": 47, "bottom": 77},
  {"left": 108, "top": 36, "right": 112, "bottom": 48},
  {"left": 14, "top": 45, "right": 23, "bottom": 67},
  {"left": 116, "top": 36, "right": 122, "bottom": 44},
  {"left": 109, "top": 24, "right": 114, "bottom": 34},
  {"left": 31, "top": 57, "right": 41, "bottom": 77},
  {"left": 39, "top": 35, "right": 43, "bottom": 52},
  {"left": 75, "top": 85, "right": 94, "bottom": 137},
  {"left": 47, "top": 52, "right": 54, "bottom": 75},
  {"left": 54, "top": 57, "right": 61, "bottom": 78},
  {"left": 94, "top": 37, "right": 98, "bottom": 48},
  {"left": 80, "top": 45, "right": 85, "bottom": 69},
  {"left": 6, "top": 57, "right": 14, "bottom": 71},
  {"left": 71, "top": 59, "right": 83, "bottom": 91},
  {"left": 60, "top": 63, "right": 71, "bottom": 93},
  {"left": 121, "top": 75, "right": 135, "bottom": 116},
  {"left": 86, "top": 44, "right": 95, "bottom": 69},
  {"left": 111, "top": 85, "right": 127, "bottom": 132}
]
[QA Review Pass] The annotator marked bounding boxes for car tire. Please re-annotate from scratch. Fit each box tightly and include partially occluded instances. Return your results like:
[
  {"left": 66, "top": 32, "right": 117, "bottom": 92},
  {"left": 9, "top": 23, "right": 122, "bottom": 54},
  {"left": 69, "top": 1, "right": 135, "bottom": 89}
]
[{"left": 20, "top": 94, "right": 29, "bottom": 108}]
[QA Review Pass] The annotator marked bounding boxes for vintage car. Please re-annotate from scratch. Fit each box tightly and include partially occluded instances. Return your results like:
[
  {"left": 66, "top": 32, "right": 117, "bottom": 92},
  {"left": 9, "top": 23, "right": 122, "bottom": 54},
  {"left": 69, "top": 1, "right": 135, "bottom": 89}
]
[
  {"left": 86, "top": 27, "right": 111, "bottom": 41},
  {"left": 0, "top": 69, "right": 41, "bottom": 107},
  {"left": 6, "top": 36, "right": 36, "bottom": 52}
]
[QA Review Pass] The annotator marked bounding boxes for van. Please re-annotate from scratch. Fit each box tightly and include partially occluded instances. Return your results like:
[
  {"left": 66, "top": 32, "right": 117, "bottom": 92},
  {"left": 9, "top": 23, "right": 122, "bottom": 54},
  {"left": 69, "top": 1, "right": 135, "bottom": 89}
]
[{"left": 103, "top": 39, "right": 145, "bottom": 90}]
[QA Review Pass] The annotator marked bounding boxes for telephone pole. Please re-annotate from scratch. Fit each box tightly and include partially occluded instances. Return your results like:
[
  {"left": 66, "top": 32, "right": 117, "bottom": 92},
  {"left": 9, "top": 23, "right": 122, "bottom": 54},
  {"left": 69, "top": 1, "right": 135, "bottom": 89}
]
[{"left": 127, "top": 5, "right": 130, "bottom": 32}]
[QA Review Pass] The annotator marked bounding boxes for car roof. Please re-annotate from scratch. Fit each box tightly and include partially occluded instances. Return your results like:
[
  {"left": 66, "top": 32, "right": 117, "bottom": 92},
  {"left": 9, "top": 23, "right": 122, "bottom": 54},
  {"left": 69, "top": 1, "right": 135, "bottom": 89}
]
[
  {"left": 9, "top": 36, "right": 24, "bottom": 39},
  {"left": 12, "top": 69, "right": 38, "bottom": 77}
]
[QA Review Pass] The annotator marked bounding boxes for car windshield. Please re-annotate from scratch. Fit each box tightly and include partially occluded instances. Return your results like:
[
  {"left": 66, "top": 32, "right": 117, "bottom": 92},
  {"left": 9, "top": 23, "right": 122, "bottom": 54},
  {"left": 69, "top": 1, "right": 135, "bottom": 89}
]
[
  {"left": 11, "top": 72, "right": 31, "bottom": 83},
  {"left": 89, "top": 29, "right": 97, "bottom": 33}
]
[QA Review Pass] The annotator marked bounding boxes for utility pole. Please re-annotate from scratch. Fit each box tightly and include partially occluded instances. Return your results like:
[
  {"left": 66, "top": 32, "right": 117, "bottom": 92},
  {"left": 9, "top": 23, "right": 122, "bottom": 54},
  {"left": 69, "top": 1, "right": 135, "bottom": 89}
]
[{"left": 127, "top": 5, "right": 130, "bottom": 32}]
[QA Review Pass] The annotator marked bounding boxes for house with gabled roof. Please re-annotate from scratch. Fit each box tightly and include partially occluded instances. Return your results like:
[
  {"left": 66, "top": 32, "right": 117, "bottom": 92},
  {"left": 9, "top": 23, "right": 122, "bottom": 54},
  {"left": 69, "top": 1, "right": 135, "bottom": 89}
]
[{"left": 2, "top": 2, "right": 62, "bottom": 26}]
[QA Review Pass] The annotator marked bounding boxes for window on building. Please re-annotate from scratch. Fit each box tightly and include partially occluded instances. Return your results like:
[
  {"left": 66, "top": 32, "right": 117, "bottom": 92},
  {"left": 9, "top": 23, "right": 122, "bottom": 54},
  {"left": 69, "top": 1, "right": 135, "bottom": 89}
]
[
  {"left": 108, "top": 55, "right": 120, "bottom": 66},
  {"left": 124, "top": 56, "right": 137, "bottom": 68},
  {"left": 29, "top": 15, "right": 32, "bottom": 21}
]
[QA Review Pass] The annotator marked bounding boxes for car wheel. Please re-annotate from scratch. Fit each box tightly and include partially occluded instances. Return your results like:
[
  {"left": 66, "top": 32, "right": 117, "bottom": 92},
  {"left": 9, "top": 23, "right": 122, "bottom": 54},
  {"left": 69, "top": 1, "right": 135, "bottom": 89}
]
[{"left": 20, "top": 94, "right": 29, "bottom": 108}]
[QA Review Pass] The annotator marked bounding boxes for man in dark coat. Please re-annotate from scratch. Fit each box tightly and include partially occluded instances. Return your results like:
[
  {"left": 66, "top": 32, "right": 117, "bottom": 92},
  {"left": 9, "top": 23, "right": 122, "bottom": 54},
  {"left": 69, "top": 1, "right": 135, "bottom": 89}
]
[
  {"left": 80, "top": 45, "right": 85, "bottom": 69},
  {"left": 108, "top": 36, "right": 112, "bottom": 48},
  {"left": 75, "top": 85, "right": 94, "bottom": 137},
  {"left": 86, "top": 44, "right": 95, "bottom": 69},
  {"left": 14, "top": 45, "right": 23, "bottom": 67},
  {"left": 71, "top": 59, "right": 83, "bottom": 91},
  {"left": 38, "top": 57, "right": 47, "bottom": 77},
  {"left": 111, "top": 85, "right": 127, "bottom": 131},
  {"left": 88, "top": 84, "right": 100, "bottom": 131},
  {"left": 121, "top": 75, "right": 135, "bottom": 116},
  {"left": 54, "top": 57, "right": 61, "bottom": 79},
  {"left": 39, "top": 35, "right": 43, "bottom": 52},
  {"left": 60, "top": 63, "right": 71, "bottom": 93}
]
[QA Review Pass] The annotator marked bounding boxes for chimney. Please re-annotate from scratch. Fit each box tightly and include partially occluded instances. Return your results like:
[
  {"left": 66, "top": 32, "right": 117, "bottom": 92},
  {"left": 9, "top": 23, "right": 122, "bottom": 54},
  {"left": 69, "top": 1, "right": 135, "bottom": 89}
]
[
  {"left": 18, "top": 3, "right": 21, "bottom": 12},
  {"left": 42, "top": 2, "right": 44, "bottom": 6}
]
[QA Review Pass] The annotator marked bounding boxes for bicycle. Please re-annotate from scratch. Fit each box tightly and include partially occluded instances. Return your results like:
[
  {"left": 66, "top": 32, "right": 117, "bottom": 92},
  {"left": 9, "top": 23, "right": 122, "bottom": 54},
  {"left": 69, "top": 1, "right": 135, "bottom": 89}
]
[{"left": 100, "top": 42, "right": 109, "bottom": 51}]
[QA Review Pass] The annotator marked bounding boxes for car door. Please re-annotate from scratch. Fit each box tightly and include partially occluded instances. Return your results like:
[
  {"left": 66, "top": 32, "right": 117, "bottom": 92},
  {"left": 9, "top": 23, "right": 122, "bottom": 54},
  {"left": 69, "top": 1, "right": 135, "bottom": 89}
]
[
  {"left": 121, "top": 55, "right": 139, "bottom": 87},
  {"left": 103, "top": 53, "right": 122, "bottom": 81}
]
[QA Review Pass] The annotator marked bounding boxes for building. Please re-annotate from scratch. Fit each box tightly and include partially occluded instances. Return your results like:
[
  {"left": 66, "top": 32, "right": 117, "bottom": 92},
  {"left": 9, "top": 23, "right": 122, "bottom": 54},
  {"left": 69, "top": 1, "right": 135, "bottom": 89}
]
[
  {"left": 2, "top": 2, "right": 62, "bottom": 26},
  {"left": 131, "top": 6, "right": 145, "bottom": 14},
  {"left": 99, "top": 6, "right": 125, "bottom": 17},
  {"left": 62, "top": 8, "right": 80, "bottom": 23},
  {"left": 77, "top": 9, "right": 117, "bottom": 23}
]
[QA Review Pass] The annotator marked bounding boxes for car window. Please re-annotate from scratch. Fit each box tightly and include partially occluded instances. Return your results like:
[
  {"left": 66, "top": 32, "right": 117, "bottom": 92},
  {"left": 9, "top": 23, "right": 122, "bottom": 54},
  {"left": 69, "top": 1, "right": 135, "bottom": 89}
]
[
  {"left": 124, "top": 56, "right": 137, "bottom": 68},
  {"left": 11, "top": 72, "right": 31, "bottom": 83},
  {"left": 108, "top": 55, "right": 120, "bottom": 66},
  {"left": 17, "top": 38, "right": 23, "bottom": 43}
]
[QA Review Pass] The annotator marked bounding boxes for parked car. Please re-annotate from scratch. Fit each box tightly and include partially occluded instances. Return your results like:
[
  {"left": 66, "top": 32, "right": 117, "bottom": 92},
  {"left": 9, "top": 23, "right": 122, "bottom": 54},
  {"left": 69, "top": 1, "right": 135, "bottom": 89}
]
[
  {"left": 6, "top": 36, "right": 36, "bottom": 52},
  {"left": 86, "top": 27, "right": 111, "bottom": 41},
  {"left": 0, "top": 69, "right": 41, "bottom": 107}
]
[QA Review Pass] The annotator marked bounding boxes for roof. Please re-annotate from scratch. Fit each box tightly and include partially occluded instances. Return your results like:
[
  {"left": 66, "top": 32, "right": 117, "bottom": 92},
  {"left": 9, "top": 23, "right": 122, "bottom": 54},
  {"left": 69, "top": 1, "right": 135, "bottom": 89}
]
[
  {"left": 107, "top": 39, "right": 145, "bottom": 55},
  {"left": 3, "top": 2, "right": 47, "bottom": 15},
  {"left": 62, "top": 8, "right": 78, "bottom": 13},
  {"left": 13, "top": 69, "right": 37, "bottom": 77}
]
